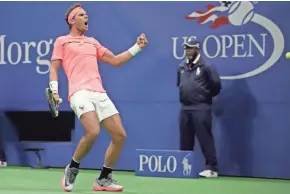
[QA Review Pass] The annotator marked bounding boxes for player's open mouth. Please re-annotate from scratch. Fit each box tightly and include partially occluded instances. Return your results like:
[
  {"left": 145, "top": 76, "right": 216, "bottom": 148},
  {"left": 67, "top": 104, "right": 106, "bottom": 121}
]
[{"left": 85, "top": 22, "right": 88, "bottom": 26}]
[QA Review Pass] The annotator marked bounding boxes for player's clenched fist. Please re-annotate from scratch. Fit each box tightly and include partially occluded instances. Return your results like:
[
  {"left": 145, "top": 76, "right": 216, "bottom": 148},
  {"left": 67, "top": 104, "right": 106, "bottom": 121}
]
[{"left": 137, "top": 33, "right": 148, "bottom": 48}]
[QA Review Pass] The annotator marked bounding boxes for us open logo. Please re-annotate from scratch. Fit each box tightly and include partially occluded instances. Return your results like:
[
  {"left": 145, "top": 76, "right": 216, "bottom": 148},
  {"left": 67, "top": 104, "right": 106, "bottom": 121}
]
[{"left": 183, "top": 1, "right": 285, "bottom": 80}]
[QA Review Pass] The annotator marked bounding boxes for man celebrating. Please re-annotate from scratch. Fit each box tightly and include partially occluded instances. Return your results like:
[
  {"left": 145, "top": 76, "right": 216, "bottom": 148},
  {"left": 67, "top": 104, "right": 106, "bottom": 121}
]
[
  {"left": 49, "top": 3, "right": 148, "bottom": 192},
  {"left": 177, "top": 38, "right": 221, "bottom": 178}
]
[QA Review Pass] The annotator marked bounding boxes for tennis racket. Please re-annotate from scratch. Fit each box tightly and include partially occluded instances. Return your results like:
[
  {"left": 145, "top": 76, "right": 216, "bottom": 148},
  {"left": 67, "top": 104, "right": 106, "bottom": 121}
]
[{"left": 45, "top": 88, "right": 62, "bottom": 117}]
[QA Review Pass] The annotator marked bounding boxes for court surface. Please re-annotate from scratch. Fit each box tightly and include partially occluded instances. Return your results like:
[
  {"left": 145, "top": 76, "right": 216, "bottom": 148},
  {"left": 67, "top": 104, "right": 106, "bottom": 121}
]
[{"left": 0, "top": 167, "right": 289, "bottom": 194}]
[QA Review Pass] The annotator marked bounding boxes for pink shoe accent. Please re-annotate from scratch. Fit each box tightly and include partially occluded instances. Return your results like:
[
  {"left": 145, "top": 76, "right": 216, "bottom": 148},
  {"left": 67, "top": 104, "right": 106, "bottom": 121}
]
[
  {"left": 61, "top": 178, "right": 72, "bottom": 192},
  {"left": 92, "top": 185, "right": 123, "bottom": 192}
]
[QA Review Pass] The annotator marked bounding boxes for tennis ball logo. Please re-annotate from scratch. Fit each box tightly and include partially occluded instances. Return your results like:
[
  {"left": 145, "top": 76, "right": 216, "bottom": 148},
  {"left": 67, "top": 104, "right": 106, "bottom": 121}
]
[
  {"left": 228, "top": 1, "right": 254, "bottom": 26},
  {"left": 222, "top": 1, "right": 285, "bottom": 79},
  {"left": 184, "top": 2, "right": 285, "bottom": 79}
]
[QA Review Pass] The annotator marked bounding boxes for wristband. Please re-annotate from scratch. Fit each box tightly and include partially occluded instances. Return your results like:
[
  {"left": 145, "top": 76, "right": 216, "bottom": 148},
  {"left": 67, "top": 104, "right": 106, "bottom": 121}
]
[
  {"left": 49, "top": 81, "right": 58, "bottom": 94},
  {"left": 128, "top": 43, "right": 142, "bottom": 56}
]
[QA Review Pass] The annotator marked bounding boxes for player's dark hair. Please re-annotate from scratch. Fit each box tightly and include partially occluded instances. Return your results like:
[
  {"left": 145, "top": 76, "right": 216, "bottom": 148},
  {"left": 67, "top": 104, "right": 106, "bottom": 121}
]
[{"left": 65, "top": 3, "right": 83, "bottom": 29}]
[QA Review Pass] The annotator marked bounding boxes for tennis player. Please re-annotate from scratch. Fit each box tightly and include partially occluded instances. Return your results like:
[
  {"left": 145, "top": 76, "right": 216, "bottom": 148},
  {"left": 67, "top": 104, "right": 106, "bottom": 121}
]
[{"left": 49, "top": 3, "right": 148, "bottom": 192}]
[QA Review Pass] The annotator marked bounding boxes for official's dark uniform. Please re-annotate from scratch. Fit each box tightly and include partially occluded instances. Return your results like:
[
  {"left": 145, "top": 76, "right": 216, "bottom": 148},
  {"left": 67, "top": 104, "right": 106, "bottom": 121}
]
[
  {"left": 177, "top": 54, "right": 221, "bottom": 171},
  {"left": 0, "top": 138, "right": 6, "bottom": 162}
]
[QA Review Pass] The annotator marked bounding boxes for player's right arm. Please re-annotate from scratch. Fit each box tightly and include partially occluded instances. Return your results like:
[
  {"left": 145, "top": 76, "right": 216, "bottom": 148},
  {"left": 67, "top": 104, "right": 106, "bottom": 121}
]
[
  {"left": 49, "top": 37, "right": 64, "bottom": 102},
  {"left": 49, "top": 59, "right": 61, "bottom": 101}
]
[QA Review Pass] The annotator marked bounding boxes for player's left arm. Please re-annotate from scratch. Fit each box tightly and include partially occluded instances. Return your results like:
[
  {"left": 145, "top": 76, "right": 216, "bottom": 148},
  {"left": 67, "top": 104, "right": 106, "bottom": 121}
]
[{"left": 101, "top": 33, "right": 148, "bottom": 67}]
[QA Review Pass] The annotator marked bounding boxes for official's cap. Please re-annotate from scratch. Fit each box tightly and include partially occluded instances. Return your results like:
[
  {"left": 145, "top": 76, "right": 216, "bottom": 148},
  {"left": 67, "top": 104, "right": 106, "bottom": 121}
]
[{"left": 183, "top": 38, "right": 200, "bottom": 49}]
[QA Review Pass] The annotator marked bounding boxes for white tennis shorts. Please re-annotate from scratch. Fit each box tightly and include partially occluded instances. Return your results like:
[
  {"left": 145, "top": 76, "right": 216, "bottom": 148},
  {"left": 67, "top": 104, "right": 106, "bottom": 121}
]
[{"left": 70, "top": 90, "right": 119, "bottom": 122}]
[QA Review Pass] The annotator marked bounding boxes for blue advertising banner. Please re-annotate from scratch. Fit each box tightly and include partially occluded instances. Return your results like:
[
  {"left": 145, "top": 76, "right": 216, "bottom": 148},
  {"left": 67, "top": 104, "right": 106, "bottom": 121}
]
[{"left": 0, "top": 1, "right": 288, "bottom": 111}]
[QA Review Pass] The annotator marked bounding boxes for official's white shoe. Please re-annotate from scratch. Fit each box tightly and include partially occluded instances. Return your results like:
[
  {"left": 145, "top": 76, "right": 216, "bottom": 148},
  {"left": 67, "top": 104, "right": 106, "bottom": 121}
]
[
  {"left": 199, "top": 170, "right": 218, "bottom": 178},
  {"left": 0, "top": 161, "right": 7, "bottom": 168}
]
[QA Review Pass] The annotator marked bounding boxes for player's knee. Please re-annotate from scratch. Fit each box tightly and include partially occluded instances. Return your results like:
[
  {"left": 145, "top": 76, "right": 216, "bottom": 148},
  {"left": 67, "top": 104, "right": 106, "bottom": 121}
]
[
  {"left": 112, "top": 130, "right": 126, "bottom": 143},
  {"left": 85, "top": 129, "right": 100, "bottom": 140}
]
